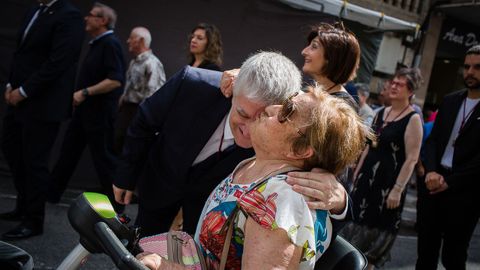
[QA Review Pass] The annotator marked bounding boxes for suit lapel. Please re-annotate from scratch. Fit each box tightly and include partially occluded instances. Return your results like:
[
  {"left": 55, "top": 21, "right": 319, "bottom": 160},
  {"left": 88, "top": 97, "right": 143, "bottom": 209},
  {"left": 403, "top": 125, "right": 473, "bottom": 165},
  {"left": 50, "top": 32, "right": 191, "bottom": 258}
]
[
  {"left": 17, "top": 7, "right": 38, "bottom": 47},
  {"left": 457, "top": 97, "right": 480, "bottom": 138},
  {"left": 443, "top": 91, "right": 467, "bottom": 134},
  {"left": 20, "top": 0, "right": 62, "bottom": 47}
]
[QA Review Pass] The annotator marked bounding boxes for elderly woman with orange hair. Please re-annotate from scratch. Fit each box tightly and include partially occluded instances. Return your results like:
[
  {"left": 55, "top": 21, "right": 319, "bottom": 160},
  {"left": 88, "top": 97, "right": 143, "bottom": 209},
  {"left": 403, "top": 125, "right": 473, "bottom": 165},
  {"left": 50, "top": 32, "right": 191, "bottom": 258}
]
[{"left": 138, "top": 85, "right": 372, "bottom": 270}]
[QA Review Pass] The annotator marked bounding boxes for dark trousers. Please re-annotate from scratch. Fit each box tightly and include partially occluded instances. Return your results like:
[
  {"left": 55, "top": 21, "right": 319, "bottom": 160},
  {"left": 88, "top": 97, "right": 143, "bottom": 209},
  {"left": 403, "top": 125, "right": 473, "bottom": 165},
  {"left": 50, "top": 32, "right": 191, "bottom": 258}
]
[
  {"left": 113, "top": 102, "right": 139, "bottom": 155},
  {"left": 416, "top": 170, "right": 480, "bottom": 270},
  {"left": 49, "top": 107, "right": 118, "bottom": 209},
  {"left": 1, "top": 111, "right": 60, "bottom": 226}
]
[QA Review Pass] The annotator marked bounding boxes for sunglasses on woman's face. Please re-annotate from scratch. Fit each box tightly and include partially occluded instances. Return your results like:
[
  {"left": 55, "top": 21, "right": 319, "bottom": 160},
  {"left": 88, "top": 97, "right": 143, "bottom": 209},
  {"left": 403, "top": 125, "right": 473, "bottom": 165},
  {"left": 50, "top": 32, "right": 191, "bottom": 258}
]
[
  {"left": 277, "top": 92, "right": 306, "bottom": 137},
  {"left": 278, "top": 92, "right": 299, "bottom": 123}
]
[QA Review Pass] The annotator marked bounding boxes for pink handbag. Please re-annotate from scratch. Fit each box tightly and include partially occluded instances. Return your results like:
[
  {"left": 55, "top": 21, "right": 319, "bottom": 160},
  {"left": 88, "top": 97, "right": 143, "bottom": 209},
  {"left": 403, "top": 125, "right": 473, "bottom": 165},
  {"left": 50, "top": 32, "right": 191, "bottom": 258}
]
[{"left": 139, "top": 231, "right": 207, "bottom": 270}]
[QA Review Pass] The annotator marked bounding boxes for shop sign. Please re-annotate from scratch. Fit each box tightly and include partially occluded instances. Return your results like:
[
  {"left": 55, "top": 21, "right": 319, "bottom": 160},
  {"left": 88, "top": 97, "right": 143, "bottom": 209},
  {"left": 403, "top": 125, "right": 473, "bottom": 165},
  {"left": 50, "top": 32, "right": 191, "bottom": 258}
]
[{"left": 437, "top": 17, "right": 480, "bottom": 59}]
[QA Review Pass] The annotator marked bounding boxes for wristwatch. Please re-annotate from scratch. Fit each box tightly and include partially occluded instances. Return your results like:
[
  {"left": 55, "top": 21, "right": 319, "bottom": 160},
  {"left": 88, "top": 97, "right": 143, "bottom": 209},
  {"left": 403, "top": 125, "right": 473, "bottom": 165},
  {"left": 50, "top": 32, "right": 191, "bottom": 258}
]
[{"left": 82, "top": 88, "right": 89, "bottom": 97}]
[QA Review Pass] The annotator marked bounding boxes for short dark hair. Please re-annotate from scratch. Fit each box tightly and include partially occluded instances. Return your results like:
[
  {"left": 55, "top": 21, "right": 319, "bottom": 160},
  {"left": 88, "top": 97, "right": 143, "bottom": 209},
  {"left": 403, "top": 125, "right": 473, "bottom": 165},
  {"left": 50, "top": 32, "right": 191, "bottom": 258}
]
[
  {"left": 394, "top": 67, "right": 423, "bottom": 92},
  {"left": 188, "top": 23, "right": 223, "bottom": 66},
  {"left": 306, "top": 22, "right": 360, "bottom": 84},
  {"left": 466, "top": 45, "right": 480, "bottom": 55}
]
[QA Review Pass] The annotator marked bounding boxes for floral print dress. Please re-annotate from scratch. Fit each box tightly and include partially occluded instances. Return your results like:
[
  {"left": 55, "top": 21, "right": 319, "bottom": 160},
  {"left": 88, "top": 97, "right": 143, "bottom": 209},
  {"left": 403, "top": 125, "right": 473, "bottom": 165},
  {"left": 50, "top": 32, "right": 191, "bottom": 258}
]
[{"left": 194, "top": 158, "right": 332, "bottom": 270}]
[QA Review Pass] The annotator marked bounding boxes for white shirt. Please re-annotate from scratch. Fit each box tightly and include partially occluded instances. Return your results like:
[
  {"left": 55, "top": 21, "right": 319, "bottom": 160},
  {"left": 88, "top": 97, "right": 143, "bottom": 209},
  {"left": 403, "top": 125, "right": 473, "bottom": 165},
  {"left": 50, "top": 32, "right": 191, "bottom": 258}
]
[
  {"left": 441, "top": 97, "right": 480, "bottom": 168},
  {"left": 192, "top": 110, "right": 235, "bottom": 165}
]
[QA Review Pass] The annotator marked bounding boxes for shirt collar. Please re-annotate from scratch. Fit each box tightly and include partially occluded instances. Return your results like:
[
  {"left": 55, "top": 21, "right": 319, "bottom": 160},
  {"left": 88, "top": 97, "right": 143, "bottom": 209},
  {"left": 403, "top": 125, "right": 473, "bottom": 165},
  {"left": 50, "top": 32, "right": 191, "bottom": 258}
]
[
  {"left": 134, "top": 50, "right": 152, "bottom": 62},
  {"left": 42, "top": 0, "right": 59, "bottom": 8},
  {"left": 89, "top": 30, "right": 114, "bottom": 45},
  {"left": 224, "top": 110, "right": 234, "bottom": 141}
]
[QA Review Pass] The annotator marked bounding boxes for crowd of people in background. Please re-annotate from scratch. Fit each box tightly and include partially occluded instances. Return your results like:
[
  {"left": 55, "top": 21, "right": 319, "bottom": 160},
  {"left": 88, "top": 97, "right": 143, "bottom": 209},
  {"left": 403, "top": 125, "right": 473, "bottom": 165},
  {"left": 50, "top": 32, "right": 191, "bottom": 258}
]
[{"left": 1, "top": 1, "right": 479, "bottom": 270}]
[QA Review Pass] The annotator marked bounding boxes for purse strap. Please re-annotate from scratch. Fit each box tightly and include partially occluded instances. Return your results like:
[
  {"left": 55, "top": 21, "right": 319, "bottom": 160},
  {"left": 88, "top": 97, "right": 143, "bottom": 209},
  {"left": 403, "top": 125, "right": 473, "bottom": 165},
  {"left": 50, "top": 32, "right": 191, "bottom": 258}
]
[{"left": 218, "top": 165, "right": 300, "bottom": 270}]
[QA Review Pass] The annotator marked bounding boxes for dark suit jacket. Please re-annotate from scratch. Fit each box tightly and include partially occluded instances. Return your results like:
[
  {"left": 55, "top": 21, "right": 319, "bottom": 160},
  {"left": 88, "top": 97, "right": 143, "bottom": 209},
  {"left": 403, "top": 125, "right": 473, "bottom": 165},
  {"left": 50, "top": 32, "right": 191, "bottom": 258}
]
[
  {"left": 424, "top": 90, "right": 480, "bottom": 192},
  {"left": 115, "top": 66, "right": 254, "bottom": 208},
  {"left": 8, "top": 0, "right": 84, "bottom": 122}
]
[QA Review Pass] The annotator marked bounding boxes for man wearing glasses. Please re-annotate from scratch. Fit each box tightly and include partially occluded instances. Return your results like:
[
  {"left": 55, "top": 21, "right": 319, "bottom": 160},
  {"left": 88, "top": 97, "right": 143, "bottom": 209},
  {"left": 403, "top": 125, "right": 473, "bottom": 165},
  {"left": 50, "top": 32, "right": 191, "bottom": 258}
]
[
  {"left": 113, "top": 52, "right": 349, "bottom": 237},
  {"left": 48, "top": 3, "right": 126, "bottom": 212},
  {"left": 1, "top": 0, "right": 84, "bottom": 239}
]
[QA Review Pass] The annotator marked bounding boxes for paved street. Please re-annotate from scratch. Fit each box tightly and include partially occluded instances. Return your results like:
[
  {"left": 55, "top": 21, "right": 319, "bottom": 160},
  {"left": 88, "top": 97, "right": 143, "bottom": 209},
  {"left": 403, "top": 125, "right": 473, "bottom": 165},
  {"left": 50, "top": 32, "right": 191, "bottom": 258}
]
[{"left": 0, "top": 167, "right": 479, "bottom": 269}]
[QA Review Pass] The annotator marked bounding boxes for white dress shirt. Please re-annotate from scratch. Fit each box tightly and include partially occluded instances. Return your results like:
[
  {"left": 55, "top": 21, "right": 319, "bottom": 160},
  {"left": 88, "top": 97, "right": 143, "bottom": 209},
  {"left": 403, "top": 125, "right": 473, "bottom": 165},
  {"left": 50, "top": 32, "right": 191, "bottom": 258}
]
[
  {"left": 193, "top": 111, "right": 235, "bottom": 165},
  {"left": 441, "top": 97, "right": 480, "bottom": 168}
]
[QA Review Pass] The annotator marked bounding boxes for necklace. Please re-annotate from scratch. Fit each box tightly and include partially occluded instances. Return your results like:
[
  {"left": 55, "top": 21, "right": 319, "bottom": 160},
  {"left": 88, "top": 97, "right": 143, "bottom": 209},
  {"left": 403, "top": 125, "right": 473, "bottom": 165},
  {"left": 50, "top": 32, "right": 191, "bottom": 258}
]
[
  {"left": 453, "top": 97, "right": 479, "bottom": 146},
  {"left": 372, "top": 104, "right": 411, "bottom": 148},
  {"left": 216, "top": 116, "right": 228, "bottom": 160},
  {"left": 325, "top": 83, "right": 339, "bottom": 93}
]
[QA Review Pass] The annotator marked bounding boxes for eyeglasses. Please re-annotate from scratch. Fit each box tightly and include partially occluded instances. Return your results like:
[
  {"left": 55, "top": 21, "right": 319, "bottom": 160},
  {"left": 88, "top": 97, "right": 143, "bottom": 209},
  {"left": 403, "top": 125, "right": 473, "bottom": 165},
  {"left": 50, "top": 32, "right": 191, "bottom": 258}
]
[
  {"left": 390, "top": 80, "right": 407, "bottom": 88},
  {"left": 278, "top": 92, "right": 306, "bottom": 137},
  {"left": 278, "top": 92, "right": 299, "bottom": 123}
]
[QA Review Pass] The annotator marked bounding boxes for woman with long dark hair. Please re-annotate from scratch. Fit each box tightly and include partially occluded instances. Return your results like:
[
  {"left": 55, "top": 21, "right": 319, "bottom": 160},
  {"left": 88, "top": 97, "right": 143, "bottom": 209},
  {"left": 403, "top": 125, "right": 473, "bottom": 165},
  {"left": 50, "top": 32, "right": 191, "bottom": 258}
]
[{"left": 187, "top": 22, "right": 223, "bottom": 71}]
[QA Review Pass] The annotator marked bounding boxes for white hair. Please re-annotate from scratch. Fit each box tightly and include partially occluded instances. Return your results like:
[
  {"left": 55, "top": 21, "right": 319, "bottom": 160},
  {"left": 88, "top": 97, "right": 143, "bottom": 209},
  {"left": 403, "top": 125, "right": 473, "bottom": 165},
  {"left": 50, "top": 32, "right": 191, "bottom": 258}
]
[
  {"left": 233, "top": 51, "right": 302, "bottom": 105},
  {"left": 94, "top": 2, "right": 117, "bottom": 30},
  {"left": 132, "top": 27, "right": 152, "bottom": 48},
  {"left": 355, "top": 83, "right": 370, "bottom": 98}
]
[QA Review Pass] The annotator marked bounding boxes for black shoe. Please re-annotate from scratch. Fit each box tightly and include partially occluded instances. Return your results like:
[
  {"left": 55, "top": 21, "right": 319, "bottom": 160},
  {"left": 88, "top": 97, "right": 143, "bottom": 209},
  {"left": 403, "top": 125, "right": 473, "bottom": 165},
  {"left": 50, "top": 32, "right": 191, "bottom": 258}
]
[
  {"left": 0, "top": 210, "right": 24, "bottom": 221},
  {"left": 2, "top": 223, "right": 43, "bottom": 240}
]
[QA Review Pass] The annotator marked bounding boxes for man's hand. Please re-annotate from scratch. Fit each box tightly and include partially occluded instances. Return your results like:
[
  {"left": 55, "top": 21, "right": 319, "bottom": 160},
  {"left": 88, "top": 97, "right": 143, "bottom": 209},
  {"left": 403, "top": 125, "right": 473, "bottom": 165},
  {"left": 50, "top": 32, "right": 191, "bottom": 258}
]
[
  {"left": 113, "top": 184, "right": 133, "bottom": 205},
  {"left": 425, "top": 171, "right": 448, "bottom": 194},
  {"left": 118, "top": 94, "right": 125, "bottom": 107},
  {"left": 137, "top": 252, "right": 162, "bottom": 270},
  {"left": 220, "top": 69, "right": 240, "bottom": 98},
  {"left": 425, "top": 171, "right": 443, "bottom": 191},
  {"left": 386, "top": 187, "right": 402, "bottom": 209},
  {"left": 286, "top": 168, "right": 346, "bottom": 214},
  {"left": 73, "top": 90, "right": 86, "bottom": 106},
  {"left": 4, "top": 85, "right": 12, "bottom": 104},
  {"left": 8, "top": 88, "right": 26, "bottom": 106}
]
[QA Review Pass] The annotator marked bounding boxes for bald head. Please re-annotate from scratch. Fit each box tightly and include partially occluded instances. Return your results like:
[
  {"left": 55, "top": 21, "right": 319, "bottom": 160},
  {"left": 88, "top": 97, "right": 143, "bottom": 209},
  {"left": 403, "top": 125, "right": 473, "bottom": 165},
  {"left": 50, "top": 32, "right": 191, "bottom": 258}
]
[
  {"left": 127, "top": 27, "right": 152, "bottom": 56},
  {"left": 132, "top": 27, "right": 152, "bottom": 48}
]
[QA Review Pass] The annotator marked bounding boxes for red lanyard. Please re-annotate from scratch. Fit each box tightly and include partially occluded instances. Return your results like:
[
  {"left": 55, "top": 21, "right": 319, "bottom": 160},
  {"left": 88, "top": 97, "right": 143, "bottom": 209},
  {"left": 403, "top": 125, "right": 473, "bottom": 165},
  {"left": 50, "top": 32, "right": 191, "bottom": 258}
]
[
  {"left": 459, "top": 98, "right": 478, "bottom": 132},
  {"left": 453, "top": 98, "right": 479, "bottom": 146}
]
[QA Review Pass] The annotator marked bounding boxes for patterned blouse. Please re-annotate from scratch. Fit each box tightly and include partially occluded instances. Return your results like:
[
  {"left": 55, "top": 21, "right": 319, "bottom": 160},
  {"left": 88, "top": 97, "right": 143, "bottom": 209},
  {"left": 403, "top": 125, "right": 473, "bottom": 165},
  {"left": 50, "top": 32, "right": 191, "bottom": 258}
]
[
  {"left": 123, "top": 50, "right": 166, "bottom": 104},
  {"left": 194, "top": 159, "right": 332, "bottom": 270}
]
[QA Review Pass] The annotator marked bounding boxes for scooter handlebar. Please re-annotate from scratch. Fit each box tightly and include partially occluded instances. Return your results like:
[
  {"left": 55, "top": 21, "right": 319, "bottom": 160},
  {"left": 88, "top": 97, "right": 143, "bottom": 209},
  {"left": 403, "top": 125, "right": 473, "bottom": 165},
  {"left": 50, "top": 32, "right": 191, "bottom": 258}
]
[{"left": 94, "top": 222, "right": 149, "bottom": 270}]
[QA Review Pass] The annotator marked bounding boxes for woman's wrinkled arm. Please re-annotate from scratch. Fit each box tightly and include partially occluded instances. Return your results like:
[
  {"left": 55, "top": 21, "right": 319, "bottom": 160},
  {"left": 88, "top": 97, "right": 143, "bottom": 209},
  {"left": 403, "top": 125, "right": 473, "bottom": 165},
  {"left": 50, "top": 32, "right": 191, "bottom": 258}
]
[
  {"left": 242, "top": 218, "right": 303, "bottom": 270},
  {"left": 137, "top": 252, "right": 188, "bottom": 270}
]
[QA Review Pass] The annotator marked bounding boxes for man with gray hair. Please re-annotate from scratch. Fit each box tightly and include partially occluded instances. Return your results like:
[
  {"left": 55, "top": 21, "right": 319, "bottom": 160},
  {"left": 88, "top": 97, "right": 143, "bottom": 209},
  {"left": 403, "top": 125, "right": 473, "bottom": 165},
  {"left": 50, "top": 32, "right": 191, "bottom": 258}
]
[
  {"left": 356, "top": 83, "right": 375, "bottom": 126},
  {"left": 47, "top": 2, "right": 126, "bottom": 211},
  {"left": 113, "top": 51, "right": 349, "bottom": 236},
  {"left": 114, "top": 27, "right": 166, "bottom": 154}
]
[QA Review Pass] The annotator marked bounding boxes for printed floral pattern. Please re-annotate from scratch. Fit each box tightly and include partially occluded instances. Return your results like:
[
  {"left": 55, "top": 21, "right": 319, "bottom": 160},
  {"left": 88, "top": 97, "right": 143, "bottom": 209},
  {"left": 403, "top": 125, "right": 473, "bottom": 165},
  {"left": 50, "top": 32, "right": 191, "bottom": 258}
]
[{"left": 195, "top": 169, "right": 332, "bottom": 270}]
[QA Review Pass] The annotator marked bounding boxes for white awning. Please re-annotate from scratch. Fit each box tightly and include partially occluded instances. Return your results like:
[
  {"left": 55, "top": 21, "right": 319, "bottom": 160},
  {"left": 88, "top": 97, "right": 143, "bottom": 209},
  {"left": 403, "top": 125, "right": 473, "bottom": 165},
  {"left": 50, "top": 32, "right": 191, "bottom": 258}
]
[{"left": 279, "top": 0, "right": 420, "bottom": 32}]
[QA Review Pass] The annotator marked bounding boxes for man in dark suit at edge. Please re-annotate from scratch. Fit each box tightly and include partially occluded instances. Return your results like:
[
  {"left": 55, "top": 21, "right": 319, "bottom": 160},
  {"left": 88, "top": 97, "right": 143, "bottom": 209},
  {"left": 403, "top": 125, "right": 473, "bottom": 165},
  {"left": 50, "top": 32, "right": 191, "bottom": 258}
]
[
  {"left": 1, "top": 0, "right": 84, "bottom": 239},
  {"left": 113, "top": 52, "right": 350, "bottom": 237},
  {"left": 416, "top": 45, "right": 480, "bottom": 270}
]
